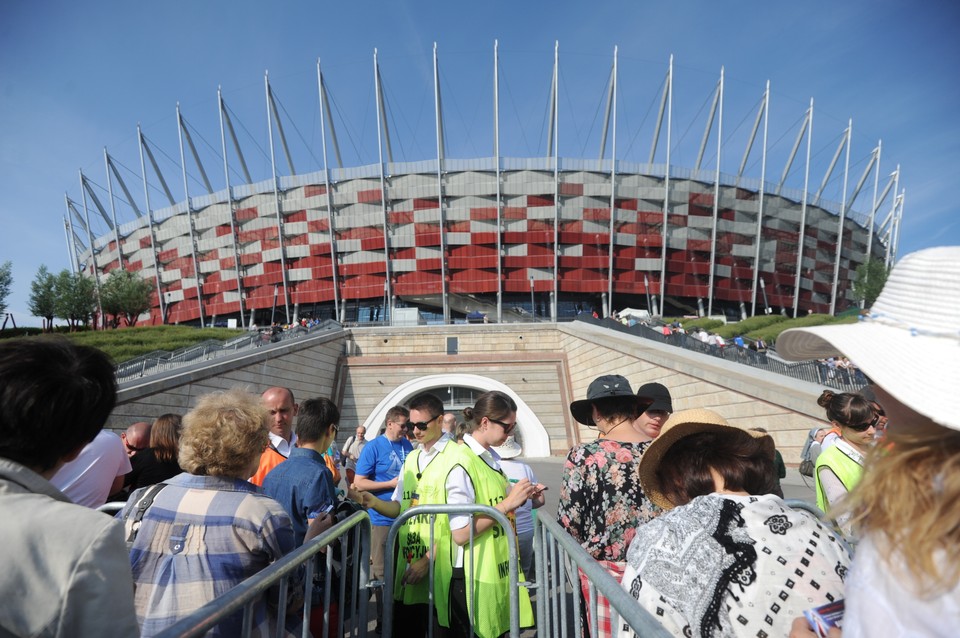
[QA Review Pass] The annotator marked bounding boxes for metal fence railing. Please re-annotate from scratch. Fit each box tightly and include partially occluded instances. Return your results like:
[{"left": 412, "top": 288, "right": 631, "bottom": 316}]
[
  {"left": 535, "top": 513, "right": 674, "bottom": 638},
  {"left": 576, "top": 316, "right": 867, "bottom": 392},
  {"left": 115, "top": 320, "right": 342, "bottom": 384},
  {"left": 154, "top": 509, "right": 372, "bottom": 638}
]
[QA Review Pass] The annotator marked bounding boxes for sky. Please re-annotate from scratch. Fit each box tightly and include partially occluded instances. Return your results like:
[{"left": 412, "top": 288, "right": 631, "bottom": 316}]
[{"left": 1, "top": 0, "right": 958, "bottom": 327}]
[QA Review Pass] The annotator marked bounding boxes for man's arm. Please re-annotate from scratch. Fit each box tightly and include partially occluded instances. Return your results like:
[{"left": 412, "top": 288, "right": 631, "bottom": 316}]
[
  {"left": 358, "top": 490, "right": 401, "bottom": 518},
  {"left": 109, "top": 473, "right": 126, "bottom": 498},
  {"left": 353, "top": 473, "right": 399, "bottom": 492}
]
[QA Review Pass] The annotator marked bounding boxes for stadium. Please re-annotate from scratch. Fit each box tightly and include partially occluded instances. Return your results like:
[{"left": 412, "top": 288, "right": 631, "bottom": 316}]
[{"left": 65, "top": 45, "right": 905, "bottom": 327}]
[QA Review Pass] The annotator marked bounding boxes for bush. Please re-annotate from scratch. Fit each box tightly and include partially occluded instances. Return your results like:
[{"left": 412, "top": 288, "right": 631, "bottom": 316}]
[
  {"left": 757, "top": 314, "right": 857, "bottom": 345},
  {"left": 714, "top": 315, "right": 787, "bottom": 339}
]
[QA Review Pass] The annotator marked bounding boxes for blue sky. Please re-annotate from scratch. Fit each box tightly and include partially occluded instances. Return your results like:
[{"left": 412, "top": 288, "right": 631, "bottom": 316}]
[{"left": 2, "top": 1, "right": 958, "bottom": 326}]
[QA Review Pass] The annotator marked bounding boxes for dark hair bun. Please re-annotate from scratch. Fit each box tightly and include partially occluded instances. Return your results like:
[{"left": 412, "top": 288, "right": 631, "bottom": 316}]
[
  {"left": 817, "top": 390, "right": 835, "bottom": 408},
  {"left": 462, "top": 407, "right": 475, "bottom": 423}
]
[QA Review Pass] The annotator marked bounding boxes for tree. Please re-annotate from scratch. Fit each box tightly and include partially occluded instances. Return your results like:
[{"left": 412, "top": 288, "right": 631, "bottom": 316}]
[
  {"left": 99, "top": 269, "right": 153, "bottom": 328},
  {"left": 0, "top": 260, "right": 12, "bottom": 316},
  {"left": 53, "top": 269, "right": 98, "bottom": 331},
  {"left": 28, "top": 265, "right": 57, "bottom": 331},
  {"left": 853, "top": 257, "right": 890, "bottom": 308}
]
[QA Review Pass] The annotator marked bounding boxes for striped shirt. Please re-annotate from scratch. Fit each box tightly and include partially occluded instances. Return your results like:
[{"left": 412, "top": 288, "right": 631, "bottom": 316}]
[{"left": 120, "top": 473, "right": 297, "bottom": 637}]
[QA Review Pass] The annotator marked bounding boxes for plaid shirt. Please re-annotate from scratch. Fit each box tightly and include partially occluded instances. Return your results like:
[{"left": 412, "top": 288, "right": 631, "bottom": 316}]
[
  {"left": 120, "top": 474, "right": 297, "bottom": 637},
  {"left": 579, "top": 560, "right": 626, "bottom": 638}
]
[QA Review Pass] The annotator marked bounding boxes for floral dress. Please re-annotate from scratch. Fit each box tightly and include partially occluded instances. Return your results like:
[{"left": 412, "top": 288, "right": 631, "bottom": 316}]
[
  {"left": 558, "top": 439, "right": 661, "bottom": 561},
  {"left": 558, "top": 439, "right": 662, "bottom": 638}
]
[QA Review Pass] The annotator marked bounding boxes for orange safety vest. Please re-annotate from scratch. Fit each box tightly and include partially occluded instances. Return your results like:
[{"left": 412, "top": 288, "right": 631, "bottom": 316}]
[{"left": 249, "top": 446, "right": 287, "bottom": 487}]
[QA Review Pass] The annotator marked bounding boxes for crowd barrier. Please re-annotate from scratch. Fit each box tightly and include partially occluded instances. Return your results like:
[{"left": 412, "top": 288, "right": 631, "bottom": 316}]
[
  {"left": 138, "top": 501, "right": 683, "bottom": 637},
  {"left": 153, "top": 510, "right": 372, "bottom": 638}
]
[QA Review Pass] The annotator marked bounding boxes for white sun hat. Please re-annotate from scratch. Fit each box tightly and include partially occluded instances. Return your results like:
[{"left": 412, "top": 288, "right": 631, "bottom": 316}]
[
  {"left": 776, "top": 246, "right": 960, "bottom": 431},
  {"left": 492, "top": 435, "right": 522, "bottom": 459}
]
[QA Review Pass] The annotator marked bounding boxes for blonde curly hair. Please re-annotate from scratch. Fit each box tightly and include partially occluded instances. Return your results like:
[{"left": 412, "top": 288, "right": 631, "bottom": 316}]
[
  {"left": 178, "top": 389, "right": 269, "bottom": 478},
  {"left": 840, "top": 420, "right": 960, "bottom": 597}
]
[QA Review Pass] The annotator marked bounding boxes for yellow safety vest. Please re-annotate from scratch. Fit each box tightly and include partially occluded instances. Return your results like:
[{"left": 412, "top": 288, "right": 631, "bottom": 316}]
[
  {"left": 394, "top": 442, "right": 461, "bottom": 627},
  {"left": 456, "top": 446, "right": 534, "bottom": 638},
  {"left": 815, "top": 442, "right": 864, "bottom": 513}
]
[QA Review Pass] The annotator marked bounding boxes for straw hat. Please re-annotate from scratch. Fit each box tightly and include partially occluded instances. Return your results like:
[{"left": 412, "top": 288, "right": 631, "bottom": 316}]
[
  {"left": 570, "top": 374, "right": 654, "bottom": 426},
  {"left": 638, "top": 408, "right": 774, "bottom": 510},
  {"left": 492, "top": 435, "right": 522, "bottom": 459},
  {"left": 776, "top": 246, "right": 960, "bottom": 432}
]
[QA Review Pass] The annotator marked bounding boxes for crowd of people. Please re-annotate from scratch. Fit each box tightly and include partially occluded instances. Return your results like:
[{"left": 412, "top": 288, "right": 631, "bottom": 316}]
[{"left": 1, "top": 245, "right": 958, "bottom": 638}]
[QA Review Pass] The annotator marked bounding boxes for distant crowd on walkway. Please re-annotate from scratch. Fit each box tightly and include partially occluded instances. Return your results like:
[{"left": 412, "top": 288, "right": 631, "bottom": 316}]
[{"left": 2, "top": 245, "right": 959, "bottom": 638}]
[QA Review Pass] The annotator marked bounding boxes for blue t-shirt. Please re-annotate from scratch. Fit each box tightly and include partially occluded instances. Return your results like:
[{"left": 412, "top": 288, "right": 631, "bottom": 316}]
[
  {"left": 262, "top": 447, "right": 336, "bottom": 546},
  {"left": 355, "top": 435, "right": 412, "bottom": 526}
]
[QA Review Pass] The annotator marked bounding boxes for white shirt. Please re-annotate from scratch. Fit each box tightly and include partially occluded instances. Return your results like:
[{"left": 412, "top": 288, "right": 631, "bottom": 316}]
[
  {"left": 50, "top": 430, "right": 132, "bottom": 508},
  {"left": 390, "top": 433, "right": 456, "bottom": 503},
  {"left": 499, "top": 459, "right": 537, "bottom": 535},
  {"left": 845, "top": 535, "right": 960, "bottom": 638},
  {"left": 268, "top": 430, "right": 297, "bottom": 457}
]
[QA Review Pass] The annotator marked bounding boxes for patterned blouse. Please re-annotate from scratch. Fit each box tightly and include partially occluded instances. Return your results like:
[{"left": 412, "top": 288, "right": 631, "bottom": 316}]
[
  {"left": 618, "top": 494, "right": 851, "bottom": 638},
  {"left": 558, "top": 439, "right": 661, "bottom": 562}
]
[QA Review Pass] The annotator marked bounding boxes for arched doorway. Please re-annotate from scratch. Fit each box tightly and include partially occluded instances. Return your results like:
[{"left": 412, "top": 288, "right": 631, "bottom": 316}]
[{"left": 360, "top": 373, "right": 551, "bottom": 457}]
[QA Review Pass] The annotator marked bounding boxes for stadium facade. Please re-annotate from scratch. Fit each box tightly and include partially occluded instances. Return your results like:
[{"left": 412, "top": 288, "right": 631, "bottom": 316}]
[{"left": 66, "top": 46, "right": 904, "bottom": 327}]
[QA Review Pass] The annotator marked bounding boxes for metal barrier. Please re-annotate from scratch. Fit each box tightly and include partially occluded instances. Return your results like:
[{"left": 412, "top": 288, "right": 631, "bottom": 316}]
[
  {"left": 135, "top": 498, "right": 841, "bottom": 637},
  {"left": 382, "top": 503, "right": 525, "bottom": 638},
  {"left": 578, "top": 316, "right": 867, "bottom": 392},
  {"left": 534, "top": 513, "right": 674, "bottom": 638},
  {"left": 114, "top": 320, "right": 342, "bottom": 384},
  {"left": 153, "top": 510, "right": 372, "bottom": 638}
]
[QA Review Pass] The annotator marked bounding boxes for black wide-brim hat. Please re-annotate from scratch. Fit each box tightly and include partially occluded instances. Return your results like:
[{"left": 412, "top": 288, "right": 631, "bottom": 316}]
[{"left": 570, "top": 374, "right": 654, "bottom": 426}]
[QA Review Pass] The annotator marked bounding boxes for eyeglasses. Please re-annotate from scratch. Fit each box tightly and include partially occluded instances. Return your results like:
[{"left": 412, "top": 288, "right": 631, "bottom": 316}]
[
  {"left": 124, "top": 442, "right": 147, "bottom": 453},
  {"left": 488, "top": 417, "right": 517, "bottom": 435},
  {"left": 847, "top": 413, "right": 881, "bottom": 432},
  {"left": 407, "top": 415, "right": 438, "bottom": 431}
]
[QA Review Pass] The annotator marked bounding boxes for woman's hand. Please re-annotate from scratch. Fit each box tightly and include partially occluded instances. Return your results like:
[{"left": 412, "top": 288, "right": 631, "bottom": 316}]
[
  {"left": 501, "top": 478, "right": 536, "bottom": 512},
  {"left": 789, "top": 617, "right": 841, "bottom": 638}
]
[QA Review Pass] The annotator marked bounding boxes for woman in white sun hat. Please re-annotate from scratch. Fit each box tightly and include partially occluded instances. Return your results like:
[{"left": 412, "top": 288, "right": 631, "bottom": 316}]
[
  {"left": 777, "top": 246, "right": 960, "bottom": 638},
  {"left": 491, "top": 433, "right": 545, "bottom": 579}
]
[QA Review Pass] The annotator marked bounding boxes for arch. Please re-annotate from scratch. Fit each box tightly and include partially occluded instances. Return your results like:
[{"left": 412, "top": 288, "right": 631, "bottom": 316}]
[{"left": 360, "top": 373, "right": 551, "bottom": 458}]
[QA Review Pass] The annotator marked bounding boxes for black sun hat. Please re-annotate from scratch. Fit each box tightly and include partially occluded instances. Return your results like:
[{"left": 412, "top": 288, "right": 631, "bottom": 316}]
[{"left": 570, "top": 374, "right": 654, "bottom": 426}]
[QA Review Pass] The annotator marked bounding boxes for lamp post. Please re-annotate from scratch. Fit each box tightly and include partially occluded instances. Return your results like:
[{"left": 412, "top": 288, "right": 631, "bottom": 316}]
[
  {"left": 529, "top": 275, "right": 535, "bottom": 319},
  {"left": 270, "top": 284, "right": 278, "bottom": 326},
  {"left": 759, "top": 277, "right": 770, "bottom": 315},
  {"left": 644, "top": 273, "right": 652, "bottom": 314}
]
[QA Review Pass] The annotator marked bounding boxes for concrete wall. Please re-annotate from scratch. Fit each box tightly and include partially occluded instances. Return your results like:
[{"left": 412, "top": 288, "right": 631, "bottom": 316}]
[
  {"left": 112, "top": 321, "right": 828, "bottom": 464},
  {"left": 111, "top": 327, "right": 345, "bottom": 429}
]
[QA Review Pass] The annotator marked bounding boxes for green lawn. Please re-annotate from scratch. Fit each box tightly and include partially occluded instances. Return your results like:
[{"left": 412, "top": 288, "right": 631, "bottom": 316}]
[{"left": 2, "top": 325, "right": 245, "bottom": 363}]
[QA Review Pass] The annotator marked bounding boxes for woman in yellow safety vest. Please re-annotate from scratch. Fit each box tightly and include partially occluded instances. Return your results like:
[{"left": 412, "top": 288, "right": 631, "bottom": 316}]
[
  {"left": 447, "top": 390, "right": 543, "bottom": 638},
  {"left": 814, "top": 389, "right": 879, "bottom": 537}
]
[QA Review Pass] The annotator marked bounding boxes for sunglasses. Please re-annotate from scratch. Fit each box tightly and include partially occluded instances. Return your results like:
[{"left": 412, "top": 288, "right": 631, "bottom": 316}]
[
  {"left": 406, "top": 415, "right": 438, "bottom": 431},
  {"left": 488, "top": 417, "right": 517, "bottom": 435},
  {"left": 847, "top": 412, "right": 881, "bottom": 432}
]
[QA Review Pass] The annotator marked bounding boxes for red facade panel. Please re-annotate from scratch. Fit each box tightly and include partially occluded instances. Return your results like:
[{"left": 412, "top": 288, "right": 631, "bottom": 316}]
[{"left": 357, "top": 189, "right": 381, "bottom": 204}]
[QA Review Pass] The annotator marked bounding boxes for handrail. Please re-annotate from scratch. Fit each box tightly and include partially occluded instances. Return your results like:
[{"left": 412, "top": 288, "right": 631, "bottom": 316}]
[
  {"left": 115, "top": 320, "right": 343, "bottom": 384},
  {"left": 154, "top": 509, "right": 371, "bottom": 638},
  {"left": 535, "top": 512, "right": 674, "bottom": 638},
  {"left": 576, "top": 316, "right": 867, "bottom": 392},
  {"left": 382, "top": 503, "right": 523, "bottom": 638}
]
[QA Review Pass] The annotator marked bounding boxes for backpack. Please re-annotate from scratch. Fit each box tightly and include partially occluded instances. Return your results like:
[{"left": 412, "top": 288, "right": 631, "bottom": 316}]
[
  {"left": 319, "top": 498, "right": 364, "bottom": 616},
  {"left": 123, "top": 483, "right": 167, "bottom": 549}
]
